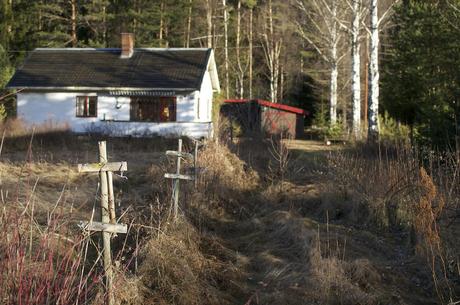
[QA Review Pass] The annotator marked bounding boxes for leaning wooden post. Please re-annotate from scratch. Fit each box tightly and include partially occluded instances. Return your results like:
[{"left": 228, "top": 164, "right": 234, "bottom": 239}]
[
  {"left": 165, "top": 138, "right": 194, "bottom": 220},
  {"left": 107, "top": 171, "right": 116, "bottom": 224},
  {"left": 194, "top": 140, "right": 198, "bottom": 189},
  {"left": 98, "top": 141, "right": 114, "bottom": 305},
  {"left": 173, "top": 139, "right": 182, "bottom": 219},
  {"left": 78, "top": 142, "right": 128, "bottom": 305}
]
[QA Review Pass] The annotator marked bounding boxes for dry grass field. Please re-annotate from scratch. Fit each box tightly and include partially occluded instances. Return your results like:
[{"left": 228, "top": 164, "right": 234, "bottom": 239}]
[{"left": 0, "top": 122, "right": 458, "bottom": 304}]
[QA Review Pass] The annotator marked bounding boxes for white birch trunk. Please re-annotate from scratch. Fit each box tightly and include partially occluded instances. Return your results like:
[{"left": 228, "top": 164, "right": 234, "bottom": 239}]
[
  {"left": 223, "top": 0, "right": 229, "bottom": 99},
  {"left": 351, "top": 0, "right": 361, "bottom": 139},
  {"left": 269, "top": 0, "right": 276, "bottom": 102},
  {"left": 368, "top": 0, "right": 380, "bottom": 141},
  {"left": 236, "top": 0, "right": 244, "bottom": 99},
  {"left": 330, "top": 61, "right": 338, "bottom": 125},
  {"left": 329, "top": 0, "right": 338, "bottom": 125}
]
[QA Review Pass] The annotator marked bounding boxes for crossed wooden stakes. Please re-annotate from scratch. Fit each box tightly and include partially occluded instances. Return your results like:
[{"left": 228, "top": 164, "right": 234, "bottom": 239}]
[
  {"left": 165, "top": 139, "right": 195, "bottom": 220},
  {"left": 77, "top": 141, "right": 127, "bottom": 305}
]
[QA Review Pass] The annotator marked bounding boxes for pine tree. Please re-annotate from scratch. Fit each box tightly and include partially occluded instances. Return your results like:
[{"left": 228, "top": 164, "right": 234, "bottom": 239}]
[{"left": 382, "top": 0, "right": 460, "bottom": 147}]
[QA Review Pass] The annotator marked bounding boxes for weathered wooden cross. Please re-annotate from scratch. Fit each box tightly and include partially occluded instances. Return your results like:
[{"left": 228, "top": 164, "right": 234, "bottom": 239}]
[
  {"left": 78, "top": 141, "right": 128, "bottom": 305},
  {"left": 165, "top": 139, "right": 194, "bottom": 220}
]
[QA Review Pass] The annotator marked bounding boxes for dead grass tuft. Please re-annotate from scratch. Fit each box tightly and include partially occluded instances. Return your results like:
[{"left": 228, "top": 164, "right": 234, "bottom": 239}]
[
  {"left": 137, "top": 217, "right": 222, "bottom": 305},
  {"left": 309, "top": 246, "right": 377, "bottom": 305}
]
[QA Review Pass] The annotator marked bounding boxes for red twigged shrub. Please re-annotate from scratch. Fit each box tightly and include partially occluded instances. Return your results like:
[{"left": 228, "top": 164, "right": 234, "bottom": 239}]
[{"left": 0, "top": 206, "right": 102, "bottom": 305}]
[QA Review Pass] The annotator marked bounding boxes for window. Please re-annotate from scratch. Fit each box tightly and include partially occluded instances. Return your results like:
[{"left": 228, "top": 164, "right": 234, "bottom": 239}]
[
  {"left": 76, "top": 96, "right": 97, "bottom": 117},
  {"left": 130, "top": 97, "right": 176, "bottom": 122}
]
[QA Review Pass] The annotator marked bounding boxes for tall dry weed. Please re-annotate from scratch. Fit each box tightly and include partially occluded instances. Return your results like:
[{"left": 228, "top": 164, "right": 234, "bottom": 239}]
[
  {"left": 0, "top": 205, "right": 102, "bottom": 305},
  {"left": 323, "top": 144, "right": 460, "bottom": 304}
]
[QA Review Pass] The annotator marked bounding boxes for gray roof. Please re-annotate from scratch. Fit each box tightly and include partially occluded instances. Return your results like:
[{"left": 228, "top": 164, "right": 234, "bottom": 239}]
[{"left": 7, "top": 48, "right": 217, "bottom": 91}]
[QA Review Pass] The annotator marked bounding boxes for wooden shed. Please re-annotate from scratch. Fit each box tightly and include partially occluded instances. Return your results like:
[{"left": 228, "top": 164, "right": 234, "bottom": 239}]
[{"left": 221, "top": 99, "right": 308, "bottom": 139}]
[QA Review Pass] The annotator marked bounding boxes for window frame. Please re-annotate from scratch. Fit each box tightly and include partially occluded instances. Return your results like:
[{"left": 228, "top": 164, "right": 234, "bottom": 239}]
[
  {"left": 130, "top": 96, "right": 177, "bottom": 123},
  {"left": 76, "top": 96, "right": 98, "bottom": 118}
]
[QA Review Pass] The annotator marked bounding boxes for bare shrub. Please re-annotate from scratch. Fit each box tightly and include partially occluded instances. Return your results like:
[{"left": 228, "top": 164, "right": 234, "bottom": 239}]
[
  {"left": 267, "top": 132, "right": 291, "bottom": 191},
  {"left": 0, "top": 205, "right": 102, "bottom": 305},
  {"left": 322, "top": 143, "right": 460, "bottom": 303}
]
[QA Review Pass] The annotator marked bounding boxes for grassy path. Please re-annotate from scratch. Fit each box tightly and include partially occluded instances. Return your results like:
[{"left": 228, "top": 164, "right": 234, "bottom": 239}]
[{"left": 200, "top": 139, "right": 437, "bottom": 305}]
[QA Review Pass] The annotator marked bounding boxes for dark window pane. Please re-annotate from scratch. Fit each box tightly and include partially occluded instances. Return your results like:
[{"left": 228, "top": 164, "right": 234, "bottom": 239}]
[
  {"left": 76, "top": 96, "right": 97, "bottom": 117},
  {"left": 130, "top": 97, "right": 176, "bottom": 122}
]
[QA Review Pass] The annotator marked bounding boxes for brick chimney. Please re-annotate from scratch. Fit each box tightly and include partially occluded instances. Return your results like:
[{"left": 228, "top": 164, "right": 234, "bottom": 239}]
[{"left": 121, "top": 33, "right": 134, "bottom": 58}]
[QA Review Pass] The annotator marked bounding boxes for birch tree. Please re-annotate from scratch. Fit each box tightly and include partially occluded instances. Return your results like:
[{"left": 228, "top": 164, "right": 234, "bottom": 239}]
[
  {"left": 222, "top": 0, "right": 230, "bottom": 98},
  {"left": 261, "top": 0, "right": 282, "bottom": 103},
  {"left": 246, "top": 0, "right": 257, "bottom": 99},
  {"left": 351, "top": 0, "right": 363, "bottom": 139},
  {"left": 367, "top": 0, "right": 379, "bottom": 141},
  {"left": 337, "top": 0, "right": 366, "bottom": 138},
  {"left": 296, "top": 0, "right": 347, "bottom": 125},
  {"left": 366, "top": 0, "right": 400, "bottom": 141},
  {"left": 234, "top": 0, "right": 254, "bottom": 99},
  {"left": 235, "top": 0, "right": 244, "bottom": 98}
]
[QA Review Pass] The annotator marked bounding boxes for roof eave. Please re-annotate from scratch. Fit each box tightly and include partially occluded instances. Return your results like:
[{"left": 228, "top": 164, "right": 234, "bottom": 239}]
[{"left": 8, "top": 86, "right": 199, "bottom": 91}]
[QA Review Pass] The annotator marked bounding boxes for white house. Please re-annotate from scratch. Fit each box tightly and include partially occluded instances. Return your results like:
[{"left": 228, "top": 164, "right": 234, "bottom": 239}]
[{"left": 7, "top": 33, "right": 220, "bottom": 138}]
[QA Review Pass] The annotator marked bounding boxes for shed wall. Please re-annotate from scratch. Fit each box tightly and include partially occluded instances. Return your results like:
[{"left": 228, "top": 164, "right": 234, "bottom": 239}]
[{"left": 261, "top": 107, "right": 298, "bottom": 138}]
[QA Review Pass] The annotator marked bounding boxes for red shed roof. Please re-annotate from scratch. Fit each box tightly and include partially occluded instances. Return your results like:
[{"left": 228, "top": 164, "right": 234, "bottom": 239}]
[{"left": 224, "top": 99, "right": 308, "bottom": 116}]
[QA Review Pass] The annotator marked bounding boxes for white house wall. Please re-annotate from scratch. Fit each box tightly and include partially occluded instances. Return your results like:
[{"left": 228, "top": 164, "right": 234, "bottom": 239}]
[
  {"left": 17, "top": 92, "right": 98, "bottom": 132},
  {"left": 17, "top": 92, "right": 212, "bottom": 138},
  {"left": 198, "top": 71, "right": 213, "bottom": 122}
]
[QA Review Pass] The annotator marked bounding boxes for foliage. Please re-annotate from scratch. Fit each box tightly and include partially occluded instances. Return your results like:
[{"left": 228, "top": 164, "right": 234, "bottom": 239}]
[
  {"left": 0, "top": 0, "right": 312, "bottom": 117},
  {"left": 0, "top": 44, "right": 14, "bottom": 119},
  {"left": 311, "top": 101, "right": 328, "bottom": 129},
  {"left": 379, "top": 111, "right": 410, "bottom": 143},
  {"left": 0, "top": 44, "right": 13, "bottom": 88},
  {"left": 325, "top": 121, "right": 344, "bottom": 139},
  {"left": 0, "top": 104, "right": 6, "bottom": 122},
  {"left": 382, "top": 0, "right": 460, "bottom": 148}
]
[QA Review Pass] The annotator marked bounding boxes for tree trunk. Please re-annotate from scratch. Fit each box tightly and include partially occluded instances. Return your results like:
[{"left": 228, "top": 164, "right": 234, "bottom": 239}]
[
  {"left": 249, "top": 7, "right": 254, "bottom": 99},
  {"left": 329, "top": 0, "right": 338, "bottom": 125},
  {"left": 206, "top": 0, "right": 213, "bottom": 48},
  {"left": 351, "top": 0, "right": 362, "bottom": 139},
  {"left": 264, "top": 0, "right": 281, "bottom": 103},
  {"left": 330, "top": 61, "right": 338, "bottom": 125},
  {"left": 236, "top": 0, "right": 244, "bottom": 99},
  {"left": 71, "top": 0, "right": 77, "bottom": 47},
  {"left": 159, "top": 0, "right": 165, "bottom": 47},
  {"left": 368, "top": 0, "right": 380, "bottom": 141},
  {"left": 185, "top": 0, "right": 193, "bottom": 48},
  {"left": 223, "top": 0, "right": 229, "bottom": 99},
  {"left": 280, "top": 63, "right": 285, "bottom": 102},
  {"left": 269, "top": 0, "right": 276, "bottom": 102},
  {"left": 103, "top": 5, "right": 108, "bottom": 47}
]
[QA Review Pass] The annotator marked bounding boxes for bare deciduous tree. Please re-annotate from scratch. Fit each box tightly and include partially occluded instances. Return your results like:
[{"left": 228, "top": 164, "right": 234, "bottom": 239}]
[
  {"left": 261, "top": 0, "right": 282, "bottom": 103},
  {"left": 367, "top": 0, "right": 400, "bottom": 141},
  {"left": 296, "top": 0, "right": 348, "bottom": 125}
]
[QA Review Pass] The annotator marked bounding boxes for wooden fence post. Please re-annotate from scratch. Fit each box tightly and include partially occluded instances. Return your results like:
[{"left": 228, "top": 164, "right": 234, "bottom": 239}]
[
  {"left": 194, "top": 140, "right": 198, "bottom": 189},
  {"left": 173, "top": 139, "right": 182, "bottom": 219},
  {"left": 98, "top": 141, "right": 114, "bottom": 305},
  {"left": 165, "top": 138, "right": 194, "bottom": 220},
  {"left": 77, "top": 141, "right": 128, "bottom": 305}
]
